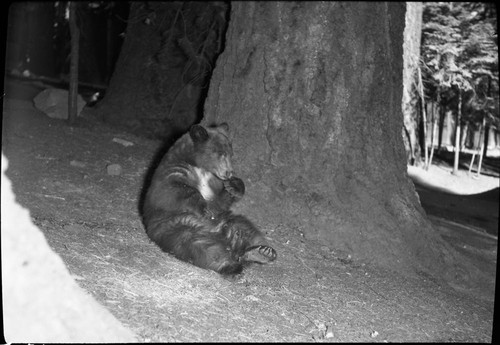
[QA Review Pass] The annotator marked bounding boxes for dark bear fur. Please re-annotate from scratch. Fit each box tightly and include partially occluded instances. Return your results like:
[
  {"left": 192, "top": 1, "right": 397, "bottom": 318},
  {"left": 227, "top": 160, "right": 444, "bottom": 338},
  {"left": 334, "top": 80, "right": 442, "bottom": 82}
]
[{"left": 142, "top": 123, "right": 276, "bottom": 275}]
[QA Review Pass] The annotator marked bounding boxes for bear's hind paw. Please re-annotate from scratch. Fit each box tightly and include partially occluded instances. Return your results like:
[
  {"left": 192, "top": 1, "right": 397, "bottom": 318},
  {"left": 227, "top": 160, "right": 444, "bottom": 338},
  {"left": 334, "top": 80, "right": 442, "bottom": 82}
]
[{"left": 242, "top": 245, "right": 277, "bottom": 264}]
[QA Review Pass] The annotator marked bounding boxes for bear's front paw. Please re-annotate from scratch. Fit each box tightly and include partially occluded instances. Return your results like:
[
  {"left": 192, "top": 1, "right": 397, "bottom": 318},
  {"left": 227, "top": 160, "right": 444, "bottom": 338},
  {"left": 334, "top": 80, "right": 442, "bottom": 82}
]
[{"left": 224, "top": 177, "right": 245, "bottom": 198}]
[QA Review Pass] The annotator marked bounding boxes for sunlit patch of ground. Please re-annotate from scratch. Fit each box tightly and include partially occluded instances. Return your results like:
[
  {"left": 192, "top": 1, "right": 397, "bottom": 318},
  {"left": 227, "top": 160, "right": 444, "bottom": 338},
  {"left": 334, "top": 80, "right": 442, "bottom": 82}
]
[
  {"left": 408, "top": 155, "right": 499, "bottom": 238},
  {"left": 407, "top": 161, "right": 499, "bottom": 195}
]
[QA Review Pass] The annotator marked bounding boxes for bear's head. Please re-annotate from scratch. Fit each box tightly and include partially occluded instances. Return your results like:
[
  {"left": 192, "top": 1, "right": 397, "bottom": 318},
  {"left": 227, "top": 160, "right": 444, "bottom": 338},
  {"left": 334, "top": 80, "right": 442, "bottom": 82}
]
[{"left": 189, "top": 123, "right": 234, "bottom": 181}]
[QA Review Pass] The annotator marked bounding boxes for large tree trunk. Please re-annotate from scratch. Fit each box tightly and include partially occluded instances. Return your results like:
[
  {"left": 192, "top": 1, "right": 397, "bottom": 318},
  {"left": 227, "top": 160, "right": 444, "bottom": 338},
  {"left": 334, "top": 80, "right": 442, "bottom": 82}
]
[{"left": 203, "top": 2, "right": 460, "bottom": 279}]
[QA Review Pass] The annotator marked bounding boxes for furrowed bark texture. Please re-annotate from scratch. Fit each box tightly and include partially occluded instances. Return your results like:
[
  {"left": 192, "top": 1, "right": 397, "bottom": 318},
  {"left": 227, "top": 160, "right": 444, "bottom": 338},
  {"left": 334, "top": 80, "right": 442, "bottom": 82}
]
[
  {"left": 402, "top": 2, "right": 423, "bottom": 165},
  {"left": 203, "top": 2, "right": 462, "bottom": 279}
]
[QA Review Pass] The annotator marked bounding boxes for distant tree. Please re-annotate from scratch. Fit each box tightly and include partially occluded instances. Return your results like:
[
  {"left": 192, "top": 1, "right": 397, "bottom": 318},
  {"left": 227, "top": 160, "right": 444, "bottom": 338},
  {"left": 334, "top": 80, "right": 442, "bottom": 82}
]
[
  {"left": 461, "top": 3, "right": 499, "bottom": 158},
  {"left": 421, "top": 2, "right": 498, "bottom": 171}
]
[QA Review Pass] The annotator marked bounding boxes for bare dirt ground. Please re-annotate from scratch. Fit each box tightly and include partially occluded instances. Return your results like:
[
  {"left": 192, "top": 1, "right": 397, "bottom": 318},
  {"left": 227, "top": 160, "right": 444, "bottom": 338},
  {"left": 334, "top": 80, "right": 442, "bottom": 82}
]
[{"left": 2, "top": 80, "right": 497, "bottom": 342}]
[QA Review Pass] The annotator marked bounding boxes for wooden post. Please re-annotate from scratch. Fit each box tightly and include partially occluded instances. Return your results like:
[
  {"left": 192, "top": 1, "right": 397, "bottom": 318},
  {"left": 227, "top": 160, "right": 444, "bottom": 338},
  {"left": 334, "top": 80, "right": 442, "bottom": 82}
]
[
  {"left": 427, "top": 101, "right": 438, "bottom": 170},
  {"left": 452, "top": 89, "right": 461, "bottom": 175},
  {"left": 468, "top": 151, "right": 476, "bottom": 175},
  {"left": 468, "top": 118, "right": 486, "bottom": 177},
  {"left": 427, "top": 89, "right": 440, "bottom": 170},
  {"left": 68, "top": 2, "right": 80, "bottom": 124},
  {"left": 106, "top": 13, "right": 113, "bottom": 84},
  {"left": 476, "top": 118, "right": 486, "bottom": 178}
]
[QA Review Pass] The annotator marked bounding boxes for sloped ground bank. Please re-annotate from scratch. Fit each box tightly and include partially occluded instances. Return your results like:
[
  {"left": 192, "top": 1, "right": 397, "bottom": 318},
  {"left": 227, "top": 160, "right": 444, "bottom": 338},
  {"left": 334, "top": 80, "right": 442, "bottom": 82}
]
[
  {"left": 2, "top": 94, "right": 496, "bottom": 342},
  {"left": 2, "top": 154, "right": 137, "bottom": 343}
]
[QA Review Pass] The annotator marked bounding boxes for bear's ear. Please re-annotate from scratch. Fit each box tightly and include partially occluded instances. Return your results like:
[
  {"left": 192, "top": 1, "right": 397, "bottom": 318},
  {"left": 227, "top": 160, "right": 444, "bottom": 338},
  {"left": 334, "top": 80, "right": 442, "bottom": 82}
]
[
  {"left": 218, "top": 122, "right": 229, "bottom": 136},
  {"left": 190, "top": 124, "right": 209, "bottom": 143}
]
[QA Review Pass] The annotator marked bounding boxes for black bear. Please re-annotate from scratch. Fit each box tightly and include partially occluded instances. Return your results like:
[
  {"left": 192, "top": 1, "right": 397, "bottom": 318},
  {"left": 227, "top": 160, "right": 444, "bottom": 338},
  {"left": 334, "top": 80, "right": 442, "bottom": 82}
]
[{"left": 142, "top": 123, "right": 277, "bottom": 275}]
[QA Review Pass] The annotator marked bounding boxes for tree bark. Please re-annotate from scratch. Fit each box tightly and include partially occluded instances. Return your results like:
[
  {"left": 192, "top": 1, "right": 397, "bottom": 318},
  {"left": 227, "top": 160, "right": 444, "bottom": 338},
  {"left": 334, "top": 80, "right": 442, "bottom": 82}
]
[
  {"left": 203, "top": 2, "right": 460, "bottom": 279},
  {"left": 401, "top": 2, "right": 423, "bottom": 166}
]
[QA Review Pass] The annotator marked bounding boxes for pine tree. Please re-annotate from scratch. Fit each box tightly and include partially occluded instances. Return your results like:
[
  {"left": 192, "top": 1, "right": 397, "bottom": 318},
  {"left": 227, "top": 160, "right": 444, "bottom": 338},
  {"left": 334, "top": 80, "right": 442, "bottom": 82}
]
[{"left": 421, "top": 2, "right": 498, "bottom": 172}]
